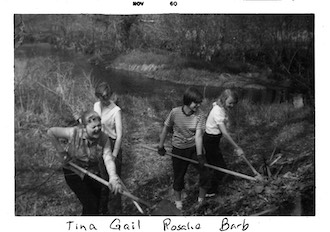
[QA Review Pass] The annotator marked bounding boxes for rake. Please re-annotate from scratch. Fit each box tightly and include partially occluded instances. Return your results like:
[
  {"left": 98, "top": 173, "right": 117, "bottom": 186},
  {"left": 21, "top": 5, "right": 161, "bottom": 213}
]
[{"left": 68, "top": 161, "right": 182, "bottom": 216}]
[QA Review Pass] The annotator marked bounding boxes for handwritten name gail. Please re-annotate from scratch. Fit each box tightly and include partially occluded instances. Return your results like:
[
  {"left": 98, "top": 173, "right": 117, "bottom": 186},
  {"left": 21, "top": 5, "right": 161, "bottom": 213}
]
[{"left": 65, "top": 217, "right": 249, "bottom": 231}]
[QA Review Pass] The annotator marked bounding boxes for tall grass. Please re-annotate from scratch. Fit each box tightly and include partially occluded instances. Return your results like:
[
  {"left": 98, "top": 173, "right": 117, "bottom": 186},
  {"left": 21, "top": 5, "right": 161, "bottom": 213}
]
[
  {"left": 236, "top": 99, "right": 312, "bottom": 127},
  {"left": 15, "top": 57, "right": 97, "bottom": 127},
  {"left": 113, "top": 49, "right": 183, "bottom": 67},
  {"left": 14, "top": 56, "right": 99, "bottom": 215},
  {"left": 14, "top": 55, "right": 178, "bottom": 215}
]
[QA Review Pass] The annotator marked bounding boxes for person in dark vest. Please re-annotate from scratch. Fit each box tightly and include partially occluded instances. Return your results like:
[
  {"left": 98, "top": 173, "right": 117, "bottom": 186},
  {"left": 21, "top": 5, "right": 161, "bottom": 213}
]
[{"left": 47, "top": 110, "right": 122, "bottom": 215}]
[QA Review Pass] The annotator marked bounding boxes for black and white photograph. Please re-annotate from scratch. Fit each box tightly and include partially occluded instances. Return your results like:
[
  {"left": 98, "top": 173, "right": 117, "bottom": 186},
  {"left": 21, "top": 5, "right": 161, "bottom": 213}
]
[
  {"left": 2, "top": 0, "right": 329, "bottom": 231},
  {"left": 13, "top": 13, "right": 315, "bottom": 217}
]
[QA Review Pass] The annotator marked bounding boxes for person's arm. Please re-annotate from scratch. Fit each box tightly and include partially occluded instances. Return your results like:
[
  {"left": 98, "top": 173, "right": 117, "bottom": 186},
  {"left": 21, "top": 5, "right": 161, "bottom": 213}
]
[
  {"left": 102, "top": 138, "right": 122, "bottom": 194},
  {"left": 112, "top": 110, "right": 123, "bottom": 158},
  {"left": 47, "top": 127, "right": 74, "bottom": 162},
  {"left": 158, "top": 125, "right": 169, "bottom": 148},
  {"left": 157, "top": 125, "right": 169, "bottom": 155},
  {"left": 218, "top": 123, "right": 244, "bottom": 156},
  {"left": 195, "top": 128, "right": 203, "bottom": 156},
  {"left": 93, "top": 102, "right": 101, "bottom": 116},
  {"left": 195, "top": 128, "right": 207, "bottom": 167}
]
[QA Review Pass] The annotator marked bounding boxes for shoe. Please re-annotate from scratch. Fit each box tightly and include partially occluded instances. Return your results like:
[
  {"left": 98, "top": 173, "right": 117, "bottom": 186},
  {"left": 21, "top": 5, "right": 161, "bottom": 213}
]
[
  {"left": 198, "top": 197, "right": 205, "bottom": 203},
  {"left": 205, "top": 193, "right": 216, "bottom": 198},
  {"left": 182, "top": 191, "right": 188, "bottom": 200},
  {"left": 191, "top": 198, "right": 206, "bottom": 211},
  {"left": 205, "top": 190, "right": 218, "bottom": 198},
  {"left": 175, "top": 201, "right": 183, "bottom": 210}
]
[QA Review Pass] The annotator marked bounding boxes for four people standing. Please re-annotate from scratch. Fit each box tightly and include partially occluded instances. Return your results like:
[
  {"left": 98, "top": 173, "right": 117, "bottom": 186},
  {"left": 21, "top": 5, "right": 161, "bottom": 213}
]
[{"left": 48, "top": 80, "right": 242, "bottom": 213}]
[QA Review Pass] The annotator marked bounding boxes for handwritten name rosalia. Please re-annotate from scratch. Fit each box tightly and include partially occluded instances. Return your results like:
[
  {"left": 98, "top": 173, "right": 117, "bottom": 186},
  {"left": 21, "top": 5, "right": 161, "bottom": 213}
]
[{"left": 66, "top": 218, "right": 249, "bottom": 231}]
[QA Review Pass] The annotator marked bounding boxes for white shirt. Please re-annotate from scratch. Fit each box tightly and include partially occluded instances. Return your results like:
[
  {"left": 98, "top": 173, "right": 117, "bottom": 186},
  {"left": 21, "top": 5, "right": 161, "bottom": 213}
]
[
  {"left": 94, "top": 101, "right": 121, "bottom": 139},
  {"left": 205, "top": 102, "right": 228, "bottom": 135}
]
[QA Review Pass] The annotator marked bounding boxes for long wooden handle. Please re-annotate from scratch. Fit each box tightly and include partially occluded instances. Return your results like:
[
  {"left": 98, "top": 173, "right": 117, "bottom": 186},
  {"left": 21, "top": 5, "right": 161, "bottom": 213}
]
[
  {"left": 68, "top": 162, "right": 153, "bottom": 208},
  {"left": 118, "top": 178, "right": 144, "bottom": 214},
  {"left": 241, "top": 155, "right": 262, "bottom": 177},
  {"left": 140, "top": 145, "right": 257, "bottom": 181}
]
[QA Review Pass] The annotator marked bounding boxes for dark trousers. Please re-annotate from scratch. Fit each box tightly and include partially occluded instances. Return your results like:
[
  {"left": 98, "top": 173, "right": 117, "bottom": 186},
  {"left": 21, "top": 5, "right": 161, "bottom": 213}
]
[
  {"left": 172, "top": 146, "right": 210, "bottom": 192},
  {"left": 63, "top": 168, "right": 102, "bottom": 216},
  {"left": 203, "top": 133, "right": 227, "bottom": 193},
  {"left": 98, "top": 137, "right": 122, "bottom": 215}
]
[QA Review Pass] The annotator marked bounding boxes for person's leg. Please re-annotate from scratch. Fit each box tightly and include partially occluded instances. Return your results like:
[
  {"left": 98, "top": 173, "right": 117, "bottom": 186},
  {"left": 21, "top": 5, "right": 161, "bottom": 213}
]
[
  {"left": 172, "top": 147, "right": 189, "bottom": 209},
  {"left": 203, "top": 133, "right": 223, "bottom": 194},
  {"left": 214, "top": 148, "right": 227, "bottom": 183},
  {"left": 97, "top": 157, "right": 110, "bottom": 215},
  {"left": 82, "top": 174, "right": 103, "bottom": 215},
  {"left": 63, "top": 168, "right": 100, "bottom": 215},
  {"left": 191, "top": 152, "right": 210, "bottom": 203}
]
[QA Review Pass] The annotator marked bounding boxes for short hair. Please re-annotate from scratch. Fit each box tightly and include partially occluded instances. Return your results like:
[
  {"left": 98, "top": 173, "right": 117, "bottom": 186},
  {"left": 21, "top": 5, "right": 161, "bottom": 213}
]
[
  {"left": 183, "top": 87, "right": 203, "bottom": 106},
  {"left": 95, "top": 82, "right": 112, "bottom": 97},
  {"left": 218, "top": 89, "right": 238, "bottom": 105},
  {"left": 81, "top": 110, "right": 101, "bottom": 126}
]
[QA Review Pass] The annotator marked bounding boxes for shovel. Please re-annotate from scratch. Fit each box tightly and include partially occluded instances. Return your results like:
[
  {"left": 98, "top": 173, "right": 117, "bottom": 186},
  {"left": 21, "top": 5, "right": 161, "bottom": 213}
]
[
  {"left": 68, "top": 162, "right": 182, "bottom": 216},
  {"left": 141, "top": 145, "right": 258, "bottom": 181}
]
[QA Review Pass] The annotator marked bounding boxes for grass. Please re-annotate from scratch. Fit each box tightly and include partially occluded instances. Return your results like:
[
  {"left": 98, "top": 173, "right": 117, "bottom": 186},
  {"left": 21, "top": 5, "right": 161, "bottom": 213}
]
[
  {"left": 105, "top": 49, "right": 291, "bottom": 91},
  {"left": 113, "top": 49, "right": 177, "bottom": 66},
  {"left": 108, "top": 49, "right": 230, "bottom": 87},
  {"left": 14, "top": 56, "right": 97, "bottom": 215},
  {"left": 15, "top": 54, "right": 314, "bottom": 216}
]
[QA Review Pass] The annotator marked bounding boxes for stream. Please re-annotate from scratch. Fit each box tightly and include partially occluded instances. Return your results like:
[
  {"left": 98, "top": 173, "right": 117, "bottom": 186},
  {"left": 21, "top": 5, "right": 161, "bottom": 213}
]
[{"left": 15, "top": 43, "right": 289, "bottom": 104}]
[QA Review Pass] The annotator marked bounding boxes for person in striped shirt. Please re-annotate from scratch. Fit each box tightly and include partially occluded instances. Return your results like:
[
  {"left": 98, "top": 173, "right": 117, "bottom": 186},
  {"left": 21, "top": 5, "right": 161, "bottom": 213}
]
[{"left": 157, "top": 87, "right": 210, "bottom": 210}]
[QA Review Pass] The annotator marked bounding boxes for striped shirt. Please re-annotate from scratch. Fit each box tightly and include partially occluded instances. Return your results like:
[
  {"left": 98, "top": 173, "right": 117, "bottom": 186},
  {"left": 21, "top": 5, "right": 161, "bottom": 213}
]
[{"left": 164, "top": 106, "right": 206, "bottom": 149}]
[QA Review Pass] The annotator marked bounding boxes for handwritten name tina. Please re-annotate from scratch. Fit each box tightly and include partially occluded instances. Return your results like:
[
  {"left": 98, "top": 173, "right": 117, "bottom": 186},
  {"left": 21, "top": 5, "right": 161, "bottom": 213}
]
[
  {"left": 65, "top": 217, "right": 249, "bottom": 231},
  {"left": 66, "top": 219, "right": 141, "bottom": 231}
]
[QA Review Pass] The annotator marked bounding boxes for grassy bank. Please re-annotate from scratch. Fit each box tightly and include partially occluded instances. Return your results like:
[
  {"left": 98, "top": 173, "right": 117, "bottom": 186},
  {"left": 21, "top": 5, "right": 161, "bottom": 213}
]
[
  {"left": 15, "top": 55, "right": 314, "bottom": 215},
  {"left": 105, "top": 49, "right": 267, "bottom": 89}
]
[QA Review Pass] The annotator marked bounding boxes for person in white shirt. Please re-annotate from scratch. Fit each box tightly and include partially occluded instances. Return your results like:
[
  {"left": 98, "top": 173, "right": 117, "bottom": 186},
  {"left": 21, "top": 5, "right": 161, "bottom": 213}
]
[
  {"left": 203, "top": 89, "right": 244, "bottom": 197},
  {"left": 94, "top": 82, "right": 123, "bottom": 214}
]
